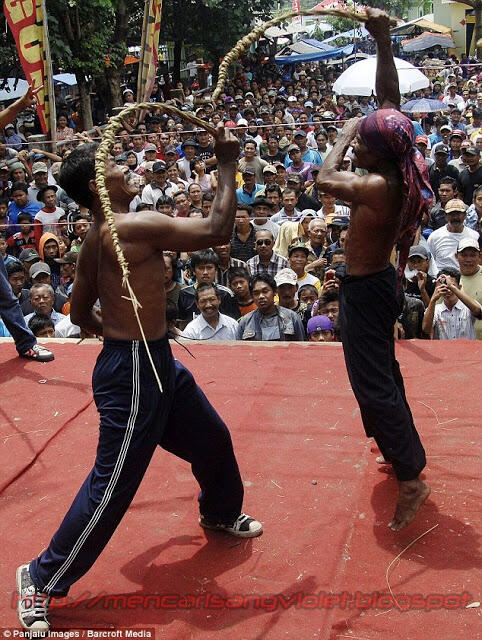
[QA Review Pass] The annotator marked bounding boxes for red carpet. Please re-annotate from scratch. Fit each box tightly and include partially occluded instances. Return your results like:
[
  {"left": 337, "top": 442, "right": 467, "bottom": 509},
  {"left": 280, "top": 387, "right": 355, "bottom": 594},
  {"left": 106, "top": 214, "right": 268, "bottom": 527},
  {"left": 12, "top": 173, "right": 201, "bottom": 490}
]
[{"left": 0, "top": 339, "right": 480, "bottom": 638}]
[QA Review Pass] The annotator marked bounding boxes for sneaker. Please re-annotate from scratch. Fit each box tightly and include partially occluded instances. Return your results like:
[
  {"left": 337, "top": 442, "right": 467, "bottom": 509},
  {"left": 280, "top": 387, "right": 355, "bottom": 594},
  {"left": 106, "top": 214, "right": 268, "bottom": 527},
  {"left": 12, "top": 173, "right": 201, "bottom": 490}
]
[
  {"left": 16, "top": 564, "right": 50, "bottom": 632},
  {"left": 199, "top": 513, "right": 263, "bottom": 538},
  {"left": 20, "top": 345, "right": 54, "bottom": 362}
]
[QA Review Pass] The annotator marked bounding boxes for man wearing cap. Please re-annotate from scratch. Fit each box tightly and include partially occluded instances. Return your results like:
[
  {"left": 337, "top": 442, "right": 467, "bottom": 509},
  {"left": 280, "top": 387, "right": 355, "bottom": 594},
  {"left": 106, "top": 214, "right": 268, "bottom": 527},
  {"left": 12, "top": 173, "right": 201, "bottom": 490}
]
[
  {"left": 285, "top": 145, "right": 314, "bottom": 184},
  {"left": 427, "top": 198, "right": 479, "bottom": 270},
  {"left": 443, "top": 83, "right": 465, "bottom": 111},
  {"left": 288, "top": 242, "right": 321, "bottom": 291},
  {"left": 457, "top": 237, "right": 482, "bottom": 338},
  {"left": 55, "top": 251, "right": 78, "bottom": 297},
  {"left": 246, "top": 230, "right": 287, "bottom": 278},
  {"left": 20, "top": 262, "right": 68, "bottom": 315},
  {"left": 274, "top": 267, "right": 302, "bottom": 313},
  {"left": 285, "top": 130, "right": 322, "bottom": 167},
  {"left": 235, "top": 167, "right": 263, "bottom": 205},
  {"left": 196, "top": 129, "right": 216, "bottom": 171},
  {"left": 286, "top": 173, "right": 322, "bottom": 213},
  {"left": 317, "top": 9, "right": 432, "bottom": 531},
  {"left": 429, "top": 142, "right": 460, "bottom": 201},
  {"left": 177, "top": 138, "right": 198, "bottom": 180},
  {"left": 404, "top": 245, "right": 436, "bottom": 308},
  {"left": 458, "top": 145, "right": 482, "bottom": 206},
  {"left": 141, "top": 161, "right": 178, "bottom": 206},
  {"left": 307, "top": 315, "right": 335, "bottom": 342},
  {"left": 414, "top": 135, "right": 433, "bottom": 168},
  {"left": 250, "top": 196, "right": 279, "bottom": 240}
]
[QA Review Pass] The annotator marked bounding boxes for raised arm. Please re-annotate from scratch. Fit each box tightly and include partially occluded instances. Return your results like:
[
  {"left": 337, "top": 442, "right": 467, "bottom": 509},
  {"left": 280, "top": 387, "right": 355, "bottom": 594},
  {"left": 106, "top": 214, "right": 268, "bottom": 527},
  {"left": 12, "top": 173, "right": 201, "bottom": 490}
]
[
  {"left": 365, "top": 8, "right": 400, "bottom": 110},
  {"left": 0, "top": 86, "right": 41, "bottom": 131},
  {"left": 118, "top": 125, "right": 239, "bottom": 251}
]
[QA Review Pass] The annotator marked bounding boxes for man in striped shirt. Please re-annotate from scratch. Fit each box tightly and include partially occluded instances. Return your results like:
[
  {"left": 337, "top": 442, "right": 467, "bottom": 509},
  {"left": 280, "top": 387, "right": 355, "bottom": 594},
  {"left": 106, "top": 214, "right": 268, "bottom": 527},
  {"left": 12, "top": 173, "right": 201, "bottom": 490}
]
[{"left": 246, "top": 230, "right": 288, "bottom": 277}]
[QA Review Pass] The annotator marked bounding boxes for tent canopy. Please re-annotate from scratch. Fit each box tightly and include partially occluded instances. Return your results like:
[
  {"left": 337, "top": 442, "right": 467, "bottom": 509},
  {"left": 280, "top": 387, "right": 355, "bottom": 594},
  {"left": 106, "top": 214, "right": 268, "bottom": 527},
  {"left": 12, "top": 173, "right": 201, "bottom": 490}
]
[
  {"left": 0, "top": 78, "right": 29, "bottom": 101},
  {"left": 323, "top": 26, "right": 370, "bottom": 43},
  {"left": 391, "top": 15, "right": 451, "bottom": 36},
  {"left": 53, "top": 73, "right": 77, "bottom": 86},
  {"left": 401, "top": 31, "right": 455, "bottom": 52},
  {"left": 287, "top": 38, "right": 335, "bottom": 55},
  {"left": 275, "top": 43, "right": 354, "bottom": 65}
]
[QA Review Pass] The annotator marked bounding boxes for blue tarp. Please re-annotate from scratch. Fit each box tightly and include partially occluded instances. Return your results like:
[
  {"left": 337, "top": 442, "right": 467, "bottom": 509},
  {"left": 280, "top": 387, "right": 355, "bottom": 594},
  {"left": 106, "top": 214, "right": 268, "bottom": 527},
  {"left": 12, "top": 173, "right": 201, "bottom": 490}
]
[
  {"left": 300, "top": 38, "right": 335, "bottom": 51},
  {"left": 275, "top": 43, "right": 354, "bottom": 65}
]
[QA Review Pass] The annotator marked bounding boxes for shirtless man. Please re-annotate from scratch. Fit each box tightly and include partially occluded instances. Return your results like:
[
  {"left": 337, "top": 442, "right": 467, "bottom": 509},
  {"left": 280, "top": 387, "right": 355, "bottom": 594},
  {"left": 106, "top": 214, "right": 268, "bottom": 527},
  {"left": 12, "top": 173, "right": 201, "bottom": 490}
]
[
  {"left": 317, "top": 9, "right": 431, "bottom": 532},
  {"left": 16, "top": 127, "right": 262, "bottom": 632}
]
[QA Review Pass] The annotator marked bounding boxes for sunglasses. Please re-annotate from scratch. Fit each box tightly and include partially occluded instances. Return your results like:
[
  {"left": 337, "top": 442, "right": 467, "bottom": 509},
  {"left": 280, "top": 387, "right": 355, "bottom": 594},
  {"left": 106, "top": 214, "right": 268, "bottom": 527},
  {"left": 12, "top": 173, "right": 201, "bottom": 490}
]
[{"left": 256, "top": 240, "right": 272, "bottom": 246}]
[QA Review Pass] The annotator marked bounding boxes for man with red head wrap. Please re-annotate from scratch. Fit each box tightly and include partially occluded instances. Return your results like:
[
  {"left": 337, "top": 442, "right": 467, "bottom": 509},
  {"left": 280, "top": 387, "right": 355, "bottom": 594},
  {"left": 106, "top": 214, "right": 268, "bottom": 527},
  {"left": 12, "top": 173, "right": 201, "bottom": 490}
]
[{"left": 317, "top": 8, "right": 432, "bottom": 531}]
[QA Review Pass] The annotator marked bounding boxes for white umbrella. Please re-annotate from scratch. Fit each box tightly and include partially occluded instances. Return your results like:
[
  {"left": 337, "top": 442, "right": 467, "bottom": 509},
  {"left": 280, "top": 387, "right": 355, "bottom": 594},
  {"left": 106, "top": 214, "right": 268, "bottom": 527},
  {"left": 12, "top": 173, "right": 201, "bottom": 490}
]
[{"left": 332, "top": 56, "right": 430, "bottom": 96}]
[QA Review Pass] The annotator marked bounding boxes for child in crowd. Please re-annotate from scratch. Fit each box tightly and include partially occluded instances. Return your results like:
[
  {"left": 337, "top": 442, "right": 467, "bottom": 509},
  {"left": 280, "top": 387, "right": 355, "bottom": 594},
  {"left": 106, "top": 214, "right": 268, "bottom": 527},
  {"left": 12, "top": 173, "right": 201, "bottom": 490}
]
[
  {"left": 306, "top": 315, "right": 335, "bottom": 342},
  {"left": 6, "top": 212, "right": 35, "bottom": 257},
  {"left": 34, "top": 186, "right": 63, "bottom": 246}
]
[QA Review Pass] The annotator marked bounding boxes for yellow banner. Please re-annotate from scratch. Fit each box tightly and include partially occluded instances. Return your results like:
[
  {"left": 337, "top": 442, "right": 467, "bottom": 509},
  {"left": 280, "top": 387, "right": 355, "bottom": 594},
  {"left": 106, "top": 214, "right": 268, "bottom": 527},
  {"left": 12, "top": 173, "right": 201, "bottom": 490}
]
[
  {"left": 138, "top": 0, "right": 163, "bottom": 103},
  {"left": 4, "top": 0, "right": 51, "bottom": 134}
]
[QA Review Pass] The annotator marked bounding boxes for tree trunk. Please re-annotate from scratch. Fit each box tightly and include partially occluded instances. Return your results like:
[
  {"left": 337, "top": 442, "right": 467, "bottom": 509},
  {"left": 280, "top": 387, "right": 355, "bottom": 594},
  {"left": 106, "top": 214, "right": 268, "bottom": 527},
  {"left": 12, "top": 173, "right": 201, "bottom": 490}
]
[
  {"left": 75, "top": 72, "right": 94, "bottom": 131},
  {"left": 105, "top": 67, "right": 124, "bottom": 111},
  {"left": 476, "top": 1, "right": 482, "bottom": 59},
  {"left": 173, "top": 39, "right": 183, "bottom": 85}
]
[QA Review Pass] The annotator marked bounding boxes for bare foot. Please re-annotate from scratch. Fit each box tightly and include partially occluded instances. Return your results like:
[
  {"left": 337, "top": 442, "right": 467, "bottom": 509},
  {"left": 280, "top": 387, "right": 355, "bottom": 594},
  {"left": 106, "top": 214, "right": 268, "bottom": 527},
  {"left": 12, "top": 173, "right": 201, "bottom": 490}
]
[
  {"left": 376, "top": 455, "right": 390, "bottom": 464},
  {"left": 388, "top": 478, "right": 431, "bottom": 531}
]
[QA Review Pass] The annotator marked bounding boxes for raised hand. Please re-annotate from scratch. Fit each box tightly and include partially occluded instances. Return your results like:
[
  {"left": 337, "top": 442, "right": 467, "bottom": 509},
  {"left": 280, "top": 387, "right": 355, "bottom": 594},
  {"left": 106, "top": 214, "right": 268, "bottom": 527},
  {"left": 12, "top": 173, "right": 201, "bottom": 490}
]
[
  {"left": 364, "top": 8, "right": 391, "bottom": 41},
  {"left": 19, "top": 85, "right": 42, "bottom": 109},
  {"left": 213, "top": 124, "right": 240, "bottom": 165}
]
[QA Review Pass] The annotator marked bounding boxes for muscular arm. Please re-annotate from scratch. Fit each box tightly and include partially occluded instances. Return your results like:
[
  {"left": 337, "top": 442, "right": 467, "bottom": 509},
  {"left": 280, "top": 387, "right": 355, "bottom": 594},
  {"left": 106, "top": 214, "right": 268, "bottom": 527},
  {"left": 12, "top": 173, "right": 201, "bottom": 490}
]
[
  {"left": 365, "top": 8, "right": 400, "bottom": 110},
  {"left": 316, "top": 119, "right": 388, "bottom": 206},
  {"left": 0, "top": 86, "right": 41, "bottom": 131}
]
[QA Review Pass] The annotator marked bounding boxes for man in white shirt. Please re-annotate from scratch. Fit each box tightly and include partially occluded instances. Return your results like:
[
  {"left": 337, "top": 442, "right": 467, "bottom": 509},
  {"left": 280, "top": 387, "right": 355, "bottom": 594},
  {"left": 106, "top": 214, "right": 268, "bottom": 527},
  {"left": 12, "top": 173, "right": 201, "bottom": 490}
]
[
  {"left": 181, "top": 282, "right": 239, "bottom": 341},
  {"left": 427, "top": 199, "right": 479, "bottom": 270},
  {"left": 141, "top": 161, "right": 178, "bottom": 206},
  {"left": 422, "top": 268, "right": 482, "bottom": 339}
]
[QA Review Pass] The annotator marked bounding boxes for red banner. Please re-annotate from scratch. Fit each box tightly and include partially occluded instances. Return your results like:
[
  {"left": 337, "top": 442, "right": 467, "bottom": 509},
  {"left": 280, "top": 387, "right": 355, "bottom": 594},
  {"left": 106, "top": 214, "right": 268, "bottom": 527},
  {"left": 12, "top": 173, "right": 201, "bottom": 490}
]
[{"left": 4, "top": 0, "right": 51, "bottom": 134}]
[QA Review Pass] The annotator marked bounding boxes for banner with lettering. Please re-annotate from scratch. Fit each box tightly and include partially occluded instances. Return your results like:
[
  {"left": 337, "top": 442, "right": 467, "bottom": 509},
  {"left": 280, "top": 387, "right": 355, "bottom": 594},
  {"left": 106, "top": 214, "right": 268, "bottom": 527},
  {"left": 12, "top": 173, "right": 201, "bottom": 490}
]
[
  {"left": 4, "top": 0, "right": 51, "bottom": 134},
  {"left": 137, "top": 0, "right": 163, "bottom": 103},
  {"left": 291, "top": 0, "right": 301, "bottom": 25}
]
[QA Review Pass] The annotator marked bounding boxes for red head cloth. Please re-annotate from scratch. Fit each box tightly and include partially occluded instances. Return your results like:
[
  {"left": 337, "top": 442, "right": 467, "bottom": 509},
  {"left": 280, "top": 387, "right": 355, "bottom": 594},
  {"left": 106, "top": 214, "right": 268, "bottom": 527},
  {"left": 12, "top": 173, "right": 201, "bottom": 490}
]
[{"left": 358, "top": 109, "right": 433, "bottom": 284}]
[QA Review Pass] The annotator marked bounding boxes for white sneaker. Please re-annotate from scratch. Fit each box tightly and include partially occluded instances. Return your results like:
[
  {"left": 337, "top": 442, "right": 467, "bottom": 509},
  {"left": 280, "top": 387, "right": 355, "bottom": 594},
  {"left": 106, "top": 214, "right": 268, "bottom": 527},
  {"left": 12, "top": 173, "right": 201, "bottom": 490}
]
[
  {"left": 199, "top": 513, "right": 263, "bottom": 538},
  {"left": 16, "top": 564, "right": 50, "bottom": 632}
]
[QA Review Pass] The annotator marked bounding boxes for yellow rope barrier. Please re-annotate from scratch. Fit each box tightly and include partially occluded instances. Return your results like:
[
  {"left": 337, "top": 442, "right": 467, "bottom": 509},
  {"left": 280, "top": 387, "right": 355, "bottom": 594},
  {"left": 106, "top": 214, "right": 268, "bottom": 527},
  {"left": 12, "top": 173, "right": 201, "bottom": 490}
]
[{"left": 94, "top": 9, "right": 395, "bottom": 392}]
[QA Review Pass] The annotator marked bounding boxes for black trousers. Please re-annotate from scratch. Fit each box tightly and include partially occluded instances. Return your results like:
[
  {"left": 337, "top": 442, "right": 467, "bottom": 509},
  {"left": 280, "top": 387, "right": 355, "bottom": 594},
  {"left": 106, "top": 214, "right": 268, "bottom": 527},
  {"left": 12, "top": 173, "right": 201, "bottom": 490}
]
[{"left": 339, "top": 266, "right": 426, "bottom": 481}]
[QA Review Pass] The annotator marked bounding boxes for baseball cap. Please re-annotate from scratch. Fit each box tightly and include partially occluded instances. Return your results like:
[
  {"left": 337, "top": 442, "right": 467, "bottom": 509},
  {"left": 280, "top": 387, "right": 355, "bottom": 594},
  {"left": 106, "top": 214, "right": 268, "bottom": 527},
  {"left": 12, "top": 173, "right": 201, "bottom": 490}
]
[
  {"left": 326, "top": 123, "right": 338, "bottom": 131},
  {"left": 4, "top": 124, "right": 14, "bottom": 131},
  {"left": 144, "top": 143, "right": 157, "bottom": 152},
  {"left": 224, "top": 96, "right": 234, "bottom": 104},
  {"left": 457, "top": 238, "right": 480, "bottom": 252},
  {"left": 30, "top": 262, "right": 51, "bottom": 279},
  {"left": 9, "top": 161, "right": 25, "bottom": 172},
  {"left": 32, "top": 162, "right": 48, "bottom": 174},
  {"left": 164, "top": 145, "right": 177, "bottom": 155},
  {"left": 445, "top": 198, "right": 468, "bottom": 213},
  {"left": 55, "top": 250, "right": 78, "bottom": 265},
  {"left": 237, "top": 118, "right": 248, "bottom": 127},
  {"left": 288, "top": 241, "right": 310, "bottom": 256},
  {"left": 152, "top": 161, "right": 167, "bottom": 172},
  {"left": 262, "top": 165, "right": 277, "bottom": 175},
  {"left": 224, "top": 120, "right": 237, "bottom": 128},
  {"left": 143, "top": 161, "right": 155, "bottom": 172},
  {"left": 408, "top": 245, "right": 429, "bottom": 260},
  {"left": 415, "top": 134, "right": 429, "bottom": 145},
  {"left": 181, "top": 138, "right": 197, "bottom": 149},
  {"left": 252, "top": 196, "right": 274, "bottom": 209},
  {"left": 440, "top": 124, "right": 452, "bottom": 133},
  {"left": 287, "top": 96, "right": 297, "bottom": 102},
  {"left": 461, "top": 145, "right": 479, "bottom": 156},
  {"left": 287, "top": 144, "right": 301, "bottom": 154},
  {"left": 304, "top": 101, "right": 314, "bottom": 108},
  {"left": 307, "top": 315, "right": 333, "bottom": 334},
  {"left": 286, "top": 173, "right": 302, "bottom": 183},
  {"left": 267, "top": 89, "right": 277, "bottom": 97},
  {"left": 0, "top": 162, "right": 8, "bottom": 171},
  {"left": 241, "top": 166, "right": 255, "bottom": 175},
  {"left": 450, "top": 129, "right": 464, "bottom": 139},
  {"left": 293, "top": 130, "right": 307, "bottom": 138},
  {"left": 326, "top": 215, "right": 350, "bottom": 226},
  {"left": 19, "top": 248, "right": 40, "bottom": 262},
  {"left": 275, "top": 268, "right": 298, "bottom": 287},
  {"left": 322, "top": 111, "right": 336, "bottom": 119},
  {"left": 433, "top": 142, "right": 449, "bottom": 155}
]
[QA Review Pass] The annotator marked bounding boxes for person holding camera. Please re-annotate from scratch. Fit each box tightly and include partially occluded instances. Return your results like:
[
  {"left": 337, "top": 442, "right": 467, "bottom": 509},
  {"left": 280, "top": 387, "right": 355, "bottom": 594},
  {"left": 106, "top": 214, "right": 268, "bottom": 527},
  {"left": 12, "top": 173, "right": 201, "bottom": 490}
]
[{"left": 422, "top": 266, "right": 482, "bottom": 339}]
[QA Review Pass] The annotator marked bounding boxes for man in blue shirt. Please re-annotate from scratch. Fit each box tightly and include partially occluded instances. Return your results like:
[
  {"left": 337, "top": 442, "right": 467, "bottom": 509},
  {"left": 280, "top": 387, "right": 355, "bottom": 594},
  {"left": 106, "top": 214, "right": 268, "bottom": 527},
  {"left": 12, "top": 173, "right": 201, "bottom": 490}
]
[
  {"left": 236, "top": 167, "right": 263, "bottom": 205},
  {"left": 8, "top": 182, "right": 41, "bottom": 228},
  {"left": 285, "top": 130, "right": 322, "bottom": 167}
]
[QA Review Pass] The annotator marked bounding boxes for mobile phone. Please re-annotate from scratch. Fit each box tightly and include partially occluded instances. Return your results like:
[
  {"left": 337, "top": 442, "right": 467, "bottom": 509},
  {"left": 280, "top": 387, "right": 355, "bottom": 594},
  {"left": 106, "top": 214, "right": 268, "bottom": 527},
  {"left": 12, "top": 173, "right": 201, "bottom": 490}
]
[
  {"left": 439, "top": 276, "right": 446, "bottom": 285},
  {"left": 325, "top": 270, "right": 335, "bottom": 282}
]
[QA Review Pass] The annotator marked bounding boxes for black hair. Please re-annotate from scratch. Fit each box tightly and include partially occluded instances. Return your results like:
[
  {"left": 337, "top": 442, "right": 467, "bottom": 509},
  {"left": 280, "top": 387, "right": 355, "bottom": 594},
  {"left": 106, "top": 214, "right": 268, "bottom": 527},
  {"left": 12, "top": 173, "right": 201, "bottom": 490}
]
[
  {"left": 0, "top": 196, "right": 9, "bottom": 208},
  {"left": 332, "top": 248, "right": 346, "bottom": 257},
  {"left": 165, "top": 160, "right": 177, "bottom": 170},
  {"left": 156, "top": 195, "right": 174, "bottom": 209},
  {"left": 188, "top": 181, "right": 202, "bottom": 192},
  {"left": 189, "top": 156, "right": 203, "bottom": 172},
  {"left": 236, "top": 202, "right": 252, "bottom": 215},
  {"left": 190, "top": 249, "right": 219, "bottom": 269},
  {"left": 473, "top": 185, "right": 482, "bottom": 199},
  {"left": 228, "top": 266, "right": 250, "bottom": 284},
  {"left": 439, "top": 176, "right": 457, "bottom": 189},
  {"left": 243, "top": 139, "right": 257, "bottom": 148},
  {"left": 472, "top": 108, "right": 482, "bottom": 119},
  {"left": 298, "top": 284, "right": 318, "bottom": 298},
  {"left": 11, "top": 181, "right": 28, "bottom": 194},
  {"left": 318, "top": 289, "right": 339, "bottom": 306},
  {"left": 266, "top": 184, "right": 282, "bottom": 197},
  {"left": 135, "top": 203, "right": 151, "bottom": 212},
  {"left": 6, "top": 260, "right": 25, "bottom": 276},
  {"left": 437, "top": 268, "right": 461, "bottom": 284},
  {"left": 249, "top": 273, "right": 277, "bottom": 293},
  {"left": 266, "top": 134, "right": 279, "bottom": 142},
  {"left": 173, "top": 191, "right": 189, "bottom": 201},
  {"left": 202, "top": 193, "right": 214, "bottom": 203},
  {"left": 57, "top": 111, "right": 69, "bottom": 121},
  {"left": 195, "top": 281, "right": 220, "bottom": 301},
  {"left": 28, "top": 314, "right": 55, "bottom": 336},
  {"left": 58, "top": 142, "right": 98, "bottom": 208}
]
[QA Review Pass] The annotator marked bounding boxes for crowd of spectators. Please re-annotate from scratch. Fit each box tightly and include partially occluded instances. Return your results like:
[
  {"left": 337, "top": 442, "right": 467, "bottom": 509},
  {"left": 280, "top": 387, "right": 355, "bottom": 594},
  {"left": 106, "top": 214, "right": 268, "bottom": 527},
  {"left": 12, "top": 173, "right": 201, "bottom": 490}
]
[{"left": 1, "top": 47, "right": 482, "bottom": 342}]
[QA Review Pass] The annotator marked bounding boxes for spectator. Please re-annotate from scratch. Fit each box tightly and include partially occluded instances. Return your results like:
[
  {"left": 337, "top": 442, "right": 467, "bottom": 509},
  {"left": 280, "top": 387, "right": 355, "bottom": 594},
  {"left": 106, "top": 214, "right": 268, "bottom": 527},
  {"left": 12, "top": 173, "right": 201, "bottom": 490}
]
[
  {"left": 6, "top": 212, "right": 35, "bottom": 257},
  {"left": 456, "top": 237, "right": 482, "bottom": 339},
  {"left": 141, "top": 161, "right": 178, "bottom": 206},
  {"left": 54, "top": 250, "right": 77, "bottom": 297},
  {"left": 228, "top": 267, "right": 257, "bottom": 317},
  {"left": 27, "top": 162, "right": 49, "bottom": 203},
  {"left": 38, "top": 233, "right": 62, "bottom": 289},
  {"left": 270, "top": 188, "right": 301, "bottom": 225},
  {"left": 423, "top": 269, "right": 482, "bottom": 339},
  {"left": 156, "top": 195, "right": 175, "bottom": 217},
  {"left": 237, "top": 273, "right": 305, "bottom": 341},
  {"left": 306, "top": 315, "right": 335, "bottom": 342},
  {"left": 163, "top": 253, "right": 185, "bottom": 308},
  {"left": 250, "top": 197, "right": 279, "bottom": 240},
  {"left": 6, "top": 261, "right": 28, "bottom": 307},
  {"left": 230, "top": 204, "right": 257, "bottom": 262},
  {"left": 213, "top": 242, "right": 246, "bottom": 287},
  {"left": 285, "top": 173, "right": 321, "bottom": 212},
  {"left": 181, "top": 282, "right": 239, "bottom": 341},
  {"left": 8, "top": 181, "right": 41, "bottom": 227},
  {"left": 261, "top": 134, "right": 285, "bottom": 164},
  {"left": 24, "top": 283, "right": 66, "bottom": 326},
  {"left": 236, "top": 167, "right": 263, "bottom": 205},
  {"left": 177, "top": 249, "right": 240, "bottom": 322},
  {"left": 34, "top": 186, "right": 63, "bottom": 245},
  {"left": 187, "top": 183, "right": 203, "bottom": 209},
  {"left": 458, "top": 145, "right": 482, "bottom": 205},
  {"left": 28, "top": 313, "right": 55, "bottom": 338},
  {"left": 465, "top": 185, "right": 482, "bottom": 230},
  {"left": 190, "top": 157, "right": 214, "bottom": 194},
  {"left": 404, "top": 245, "right": 436, "bottom": 308},
  {"left": 172, "top": 191, "right": 191, "bottom": 218},
  {"left": 177, "top": 138, "right": 198, "bottom": 180},
  {"left": 427, "top": 199, "right": 479, "bottom": 270},
  {"left": 428, "top": 143, "right": 460, "bottom": 201},
  {"left": 246, "top": 230, "right": 288, "bottom": 277},
  {"left": 287, "top": 130, "right": 322, "bottom": 166},
  {"left": 70, "top": 215, "right": 91, "bottom": 250},
  {"left": 0, "top": 233, "right": 17, "bottom": 266},
  {"left": 274, "top": 267, "right": 300, "bottom": 312},
  {"left": 238, "top": 140, "right": 267, "bottom": 183},
  {"left": 426, "top": 176, "right": 458, "bottom": 231},
  {"left": 21, "top": 262, "right": 67, "bottom": 314},
  {"left": 288, "top": 242, "right": 321, "bottom": 291}
]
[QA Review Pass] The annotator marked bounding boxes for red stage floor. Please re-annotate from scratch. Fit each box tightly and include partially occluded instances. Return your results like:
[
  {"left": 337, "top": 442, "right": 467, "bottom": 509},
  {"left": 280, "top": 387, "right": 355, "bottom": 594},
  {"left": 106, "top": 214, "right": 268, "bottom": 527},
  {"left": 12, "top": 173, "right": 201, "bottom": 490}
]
[{"left": 0, "top": 339, "right": 480, "bottom": 638}]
